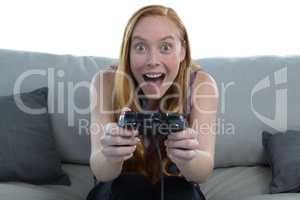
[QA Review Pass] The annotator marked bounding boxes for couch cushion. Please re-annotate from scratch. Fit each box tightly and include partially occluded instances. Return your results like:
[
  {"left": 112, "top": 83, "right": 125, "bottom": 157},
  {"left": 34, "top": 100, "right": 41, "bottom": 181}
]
[
  {"left": 197, "top": 56, "right": 300, "bottom": 167},
  {"left": 241, "top": 194, "right": 300, "bottom": 200},
  {"left": 0, "top": 184, "right": 78, "bottom": 200},
  {"left": 262, "top": 130, "right": 300, "bottom": 193},
  {"left": 0, "top": 87, "right": 70, "bottom": 185},
  {"left": 200, "top": 165, "right": 271, "bottom": 200},
  {"left": 45, "top": 164, "right": 95, "bottom": 199},
  {"left": 1, "top": 48, "right": 300, "bottom": 167},
  {"left": 0, "top": 49, "right": 116, "bottom": 164},
  {"left": 0, "top": 164, "right": 94, "bottom": 200}
]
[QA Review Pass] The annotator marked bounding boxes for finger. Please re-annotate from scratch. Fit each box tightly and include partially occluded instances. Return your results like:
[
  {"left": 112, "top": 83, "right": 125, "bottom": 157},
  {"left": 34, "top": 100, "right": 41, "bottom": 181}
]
[
  {"left": 121, "top": 107, "right": 131, "bottom": 114},
  {"left": 103, "top": 122, "right": 116, "bottom": 136},
  {"left": 102, "top": 136, "right": 140, "bottom": 146},
  {"left": 168, "top": 129, "right": 197, "bottom": 140},
  {"left": 110, "top": 127, "right": 137, "bottom": 137},
  {"left": 106, "top": 153, "right": 134, "bottom": 163},
  {"left": 167, "top": 148, "right": 196, "bottom": 161},
  {"left": 117, "top": 127, "right": 139, "bottom": 137},
  {"left": 102, "top": 145, "right": 136, "bottom": 157},
  {"left": 123, "top": 153, "right": 134, "bottom": 161},
  {"left": 104, "top": 123, "right": 137, "bottom": 137},
  {"left": 165, "top": 139, "right": 200, "bottom": 150}
]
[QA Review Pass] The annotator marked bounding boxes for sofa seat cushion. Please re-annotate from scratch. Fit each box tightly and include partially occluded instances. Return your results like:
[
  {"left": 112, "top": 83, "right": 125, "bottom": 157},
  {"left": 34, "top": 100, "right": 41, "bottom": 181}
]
[
  {"left": 2, "top": 164, "right": 297, "bottom": 200},
  {"left": 241, "top": 194, "right": 300, "bottom": 200},
  {"left": 0, "top": 184, "right": 78, "bottom": 200},
  {"left": 0, "top": 164, "right": 94, "bottom": 200},
  {"left": 201, "top": 165, "right": 272, "bottom": 200}
]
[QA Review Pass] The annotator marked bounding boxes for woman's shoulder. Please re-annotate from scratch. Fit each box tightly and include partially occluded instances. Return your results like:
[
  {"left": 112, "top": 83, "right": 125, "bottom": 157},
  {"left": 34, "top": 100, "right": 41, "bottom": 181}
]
[
  {"left": 93, "top": 64, "right": 118, "bottom": 80},
  {"left": 190, "top": 64, "right": 219, "bottom": 98},
  {"left": 190, "top": 63, "right": 203, "bottom": 72},
  {"left": 190, "top": 64, "right": 216, "bottom": 86},
  {"left": 105, "top": 64, "right": 118, "bottom": 71},
  {"left": 189, "top": 64, "right": 202, "bottom": 80},
  {"left": 91, "top": 64, "right": 118, "bottom": 89}
]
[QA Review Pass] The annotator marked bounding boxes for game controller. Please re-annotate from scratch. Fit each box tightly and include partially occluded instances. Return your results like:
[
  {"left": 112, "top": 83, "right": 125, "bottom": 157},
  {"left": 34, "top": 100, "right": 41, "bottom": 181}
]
[
  {"left": 117, "top": 111, "right": 188, "bottom": 137},
  {"left": 117, "top": 111, "right": 188, "bottom": 200}
]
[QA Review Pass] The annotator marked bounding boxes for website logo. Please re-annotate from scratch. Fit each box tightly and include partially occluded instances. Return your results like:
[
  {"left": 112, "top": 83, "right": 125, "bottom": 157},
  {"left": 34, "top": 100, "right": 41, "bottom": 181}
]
[{"left": 251, "top": 67, "right": 287, "bottom": 132}]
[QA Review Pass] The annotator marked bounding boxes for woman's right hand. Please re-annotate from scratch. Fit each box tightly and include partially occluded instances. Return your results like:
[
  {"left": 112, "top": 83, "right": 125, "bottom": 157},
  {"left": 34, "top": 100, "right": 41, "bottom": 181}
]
[{"left": 100, "top": 107, "right": 140, "bottom": 164}]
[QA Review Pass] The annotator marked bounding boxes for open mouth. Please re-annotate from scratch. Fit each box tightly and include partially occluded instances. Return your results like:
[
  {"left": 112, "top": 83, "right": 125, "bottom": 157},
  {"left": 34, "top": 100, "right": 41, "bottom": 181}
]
[{"left": 143, "top": 73, "right": 166, "bottom": 82}]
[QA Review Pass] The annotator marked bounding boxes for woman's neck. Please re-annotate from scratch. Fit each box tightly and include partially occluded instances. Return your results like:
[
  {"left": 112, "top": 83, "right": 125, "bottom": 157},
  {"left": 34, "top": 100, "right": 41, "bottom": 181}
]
[
  {"left": 145, "top": 99, "right": 160, "bottom": 111},
  {"left": 137, "top": 89, "right": 160, "bottom": 111}
]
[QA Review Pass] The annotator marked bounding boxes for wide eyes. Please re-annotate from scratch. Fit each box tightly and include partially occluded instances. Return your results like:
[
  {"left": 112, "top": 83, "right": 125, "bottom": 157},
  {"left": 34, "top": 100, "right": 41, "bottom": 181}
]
[
  {"left": 134, "top": 42, "right": 147, "bottom": 53},
  {"left": 160, "top": 42, "right": 173, "bottom": 53},
  {"left": 132, "top": 41, "right": 174, "bottom": 54}
]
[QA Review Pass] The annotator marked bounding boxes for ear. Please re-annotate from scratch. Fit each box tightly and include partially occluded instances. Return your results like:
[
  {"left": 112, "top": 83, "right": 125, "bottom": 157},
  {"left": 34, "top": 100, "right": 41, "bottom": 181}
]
[{"left": 180, "top": 42, "right": 186, "bottom": 63}]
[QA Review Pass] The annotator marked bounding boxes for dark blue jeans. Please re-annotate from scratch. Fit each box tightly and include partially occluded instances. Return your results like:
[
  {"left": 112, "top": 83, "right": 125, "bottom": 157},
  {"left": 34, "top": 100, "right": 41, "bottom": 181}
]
[{"left": 86, "top": 172, "right": 206, "bottom": 200}]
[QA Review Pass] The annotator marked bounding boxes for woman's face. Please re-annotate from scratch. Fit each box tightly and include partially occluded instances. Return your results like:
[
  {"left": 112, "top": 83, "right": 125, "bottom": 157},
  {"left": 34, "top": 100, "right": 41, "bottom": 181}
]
[{"left": 130, "top": 15, "right": 186, "bottom": 99}]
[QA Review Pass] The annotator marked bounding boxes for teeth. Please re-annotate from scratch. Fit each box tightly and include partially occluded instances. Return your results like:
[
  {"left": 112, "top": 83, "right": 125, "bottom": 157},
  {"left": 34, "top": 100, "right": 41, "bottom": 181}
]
[{"left": 145, "top": 73, "right": 162, "bottom": 78}]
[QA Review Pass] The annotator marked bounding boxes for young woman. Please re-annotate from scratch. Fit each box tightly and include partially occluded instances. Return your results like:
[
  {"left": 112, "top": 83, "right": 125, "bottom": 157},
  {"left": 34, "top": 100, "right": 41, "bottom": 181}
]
[{"left": 88, "top": 4, "right": 219, "bottom": 200}]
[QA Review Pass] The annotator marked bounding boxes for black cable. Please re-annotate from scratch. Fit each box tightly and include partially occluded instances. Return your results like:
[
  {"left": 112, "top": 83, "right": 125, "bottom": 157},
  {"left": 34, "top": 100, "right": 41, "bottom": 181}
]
[
  {"left": 153, "top": 135, "right": 164, "bottom": 200},
  {"left": 93, "top": 175, "right": 97, "bottom": 186}
]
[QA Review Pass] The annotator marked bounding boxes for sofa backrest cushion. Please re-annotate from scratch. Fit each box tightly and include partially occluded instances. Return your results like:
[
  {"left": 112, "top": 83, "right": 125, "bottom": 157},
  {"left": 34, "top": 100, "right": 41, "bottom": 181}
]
[
  {"left": 0, "top": 49, "right": 115, "bottom": 164},
  {"left": 197, "top": 56, "right": 300, "bottom": 167},
  {"left": 1, "top": 49, "right": 299, "bottom": 167}
]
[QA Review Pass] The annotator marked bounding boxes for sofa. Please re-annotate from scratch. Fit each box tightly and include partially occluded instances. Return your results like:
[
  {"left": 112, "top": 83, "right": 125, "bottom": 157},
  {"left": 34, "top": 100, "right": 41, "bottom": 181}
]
[{"left": 0, "top": 48, "right": 299, "bottom": 200}]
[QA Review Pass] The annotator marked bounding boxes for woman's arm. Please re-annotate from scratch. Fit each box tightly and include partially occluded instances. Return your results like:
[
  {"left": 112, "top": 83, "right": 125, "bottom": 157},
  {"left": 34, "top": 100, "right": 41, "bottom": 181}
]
[
  {"left": 165, "top": 70, "right": 219, "bottom": 183},
  {"left": 89, "top": 70, "right": 123, "bottom": 182}
]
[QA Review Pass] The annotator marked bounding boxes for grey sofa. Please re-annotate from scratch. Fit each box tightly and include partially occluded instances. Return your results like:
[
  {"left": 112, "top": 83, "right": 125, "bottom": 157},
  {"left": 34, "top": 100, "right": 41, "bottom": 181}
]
[{"left": 0, "top": 48, "right": 299, "bottom": 200}]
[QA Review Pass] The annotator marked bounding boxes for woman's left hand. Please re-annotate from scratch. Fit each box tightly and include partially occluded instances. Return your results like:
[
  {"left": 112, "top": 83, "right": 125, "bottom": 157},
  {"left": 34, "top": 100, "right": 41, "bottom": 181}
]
[{"left": 164, "top": 128, "right": 201, "bottom": 165}]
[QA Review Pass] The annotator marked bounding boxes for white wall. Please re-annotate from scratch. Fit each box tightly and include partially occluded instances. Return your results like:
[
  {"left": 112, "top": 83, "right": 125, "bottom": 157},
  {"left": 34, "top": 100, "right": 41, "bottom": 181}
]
[{"left": 0, "top": 0, "right": 299, "bottom": 58}]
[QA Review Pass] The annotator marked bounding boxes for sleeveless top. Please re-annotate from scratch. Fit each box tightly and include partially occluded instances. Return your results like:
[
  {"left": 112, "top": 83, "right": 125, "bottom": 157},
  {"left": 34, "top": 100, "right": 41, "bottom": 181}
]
[{"left": 106, "top": 64, "right": 203, "bottom": 184}]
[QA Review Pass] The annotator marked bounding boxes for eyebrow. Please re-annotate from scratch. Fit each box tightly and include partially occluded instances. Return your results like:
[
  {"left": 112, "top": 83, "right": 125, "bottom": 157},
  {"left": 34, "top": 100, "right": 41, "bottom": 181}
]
[{"left": 131, "top": 35, "right": 175, "bottom": 42}]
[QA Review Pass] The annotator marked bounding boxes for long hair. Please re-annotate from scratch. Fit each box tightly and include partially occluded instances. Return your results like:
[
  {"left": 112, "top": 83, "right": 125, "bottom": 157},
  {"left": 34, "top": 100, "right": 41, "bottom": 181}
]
[{"left": 112, "top": 5, "right": 196, "bottom": 183}]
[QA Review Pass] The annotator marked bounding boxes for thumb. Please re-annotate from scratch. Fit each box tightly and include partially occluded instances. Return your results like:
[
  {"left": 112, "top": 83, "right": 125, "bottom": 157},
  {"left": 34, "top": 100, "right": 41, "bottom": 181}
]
[{"left": 121, "top": 107, "right": 131, "bottom": 114}]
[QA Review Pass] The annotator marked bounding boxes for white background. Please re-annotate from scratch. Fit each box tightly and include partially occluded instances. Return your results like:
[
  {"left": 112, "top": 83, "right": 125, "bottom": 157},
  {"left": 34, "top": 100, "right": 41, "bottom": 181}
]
[{"left": 0, "top": 0, "right": 299, "bottom": 59}]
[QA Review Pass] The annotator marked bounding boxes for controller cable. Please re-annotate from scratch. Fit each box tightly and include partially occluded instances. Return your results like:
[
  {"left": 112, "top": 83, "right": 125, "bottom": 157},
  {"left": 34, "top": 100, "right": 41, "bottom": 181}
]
[{"left": 152, "top": 134, "right": 164, "bottom": 200}]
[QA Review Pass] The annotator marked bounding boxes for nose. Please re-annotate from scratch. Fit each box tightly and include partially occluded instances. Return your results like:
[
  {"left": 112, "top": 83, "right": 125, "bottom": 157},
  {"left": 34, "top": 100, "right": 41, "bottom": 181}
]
[{"left": 146, "top": 48, "right": 160, "bottom": 68}]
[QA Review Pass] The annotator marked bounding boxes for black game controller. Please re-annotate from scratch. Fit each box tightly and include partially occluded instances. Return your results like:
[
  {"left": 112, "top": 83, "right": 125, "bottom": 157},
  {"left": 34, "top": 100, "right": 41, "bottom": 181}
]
[
  {"left": 117, "top": 111, "right": 188, "bottom": 137},
  {"left": 118, "top": 111, "right": 188, "bottom": 200}
]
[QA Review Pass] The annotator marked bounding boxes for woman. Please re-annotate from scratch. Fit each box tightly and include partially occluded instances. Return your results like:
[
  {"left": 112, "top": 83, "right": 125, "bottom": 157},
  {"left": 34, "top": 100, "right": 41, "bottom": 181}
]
[{"left": 88, "top": 4, "right": 219, "bottom": 200}]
